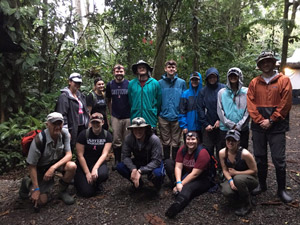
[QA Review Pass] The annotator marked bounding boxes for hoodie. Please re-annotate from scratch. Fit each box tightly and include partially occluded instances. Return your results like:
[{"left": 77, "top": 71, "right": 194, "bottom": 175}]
[
  {"left": 56, "top": 87, "right": 89, "bottom": 146},
  {"left": 178, "top": 72, "right": 203, "bottom": 131},
  {"left": 217, "top": 68, "right": 249, "bottom": 131},
  {"left": 197, "top": 67, "right": 225, "bottom": 128}
]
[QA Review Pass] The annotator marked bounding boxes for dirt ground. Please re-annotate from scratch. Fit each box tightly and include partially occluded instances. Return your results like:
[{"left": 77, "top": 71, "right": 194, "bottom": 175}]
[{"left": 0, "top": 105, "right": 299, "bottom": 225}]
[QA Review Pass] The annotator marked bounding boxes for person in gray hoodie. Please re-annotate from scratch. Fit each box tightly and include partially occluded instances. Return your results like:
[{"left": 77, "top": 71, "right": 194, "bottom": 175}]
[
  {"left": 217, "top": 68, "right": 249, "bottom": 149},
  {"left": 56, "top": 73, "right": 89, "bottom": 150}
]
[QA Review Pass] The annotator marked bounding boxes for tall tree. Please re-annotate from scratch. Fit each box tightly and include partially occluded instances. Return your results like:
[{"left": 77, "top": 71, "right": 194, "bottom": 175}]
[{"left": 280, "top": 0, "right": 300, "bottom": 72}]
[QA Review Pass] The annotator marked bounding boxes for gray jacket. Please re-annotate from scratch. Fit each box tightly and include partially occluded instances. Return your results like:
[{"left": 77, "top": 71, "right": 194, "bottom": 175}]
[
  {"left": 122, "top": 133, "right": 162, "bottom": 174},
  {"left": 56, "top": 87, "right": 89, "bottom": 146}
]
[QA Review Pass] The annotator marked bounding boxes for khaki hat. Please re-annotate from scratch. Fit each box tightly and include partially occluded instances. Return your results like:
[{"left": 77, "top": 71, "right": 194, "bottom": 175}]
[
  {"left": 47, "top": 112, "right": 63, "bottom": 123},
  {"left": 132, "top": 60, "right": 153, "bottom": 75},
  {"left": 127, "top": 117, "right": 151, "bottom": 129}
]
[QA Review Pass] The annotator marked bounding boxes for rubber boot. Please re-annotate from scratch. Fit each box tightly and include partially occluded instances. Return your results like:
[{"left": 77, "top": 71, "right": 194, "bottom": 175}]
[
  {"left": 235, "top": 195, "right": 252, "bottom": 216},
  {"left": 165, "top": 195, "right": 189, "bottom": 218},
  {"left": 19, "top": 176, "right": 32, "bottom": 199},
  {"left": 172, "top": 147, "right": 179, "bottom": 160},
  {"left": 112, "top": 147, "right": 122, "bottom": 171},
  {"left": 163, "top": 146, "right": 170, "bottom": 160},
  {"left": 276, "top": 168, "right": 293, "bottom": 203},
  {"left": 58, "top": 179, "right": 75, "bottom": 205},
  {"left": 251, "top": 164, "right": 267, "bottom": 196}
]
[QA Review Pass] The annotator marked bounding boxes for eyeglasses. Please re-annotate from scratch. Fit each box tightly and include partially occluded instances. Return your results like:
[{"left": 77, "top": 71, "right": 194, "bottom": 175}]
[{"left": 133, "top": 119, "right": 144, "bottom": 126}]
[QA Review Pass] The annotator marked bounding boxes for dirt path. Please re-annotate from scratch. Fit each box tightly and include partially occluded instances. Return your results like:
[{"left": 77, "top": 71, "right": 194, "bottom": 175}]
[{"left": 1, "top": 105, "right": 300, "bottom": 225}]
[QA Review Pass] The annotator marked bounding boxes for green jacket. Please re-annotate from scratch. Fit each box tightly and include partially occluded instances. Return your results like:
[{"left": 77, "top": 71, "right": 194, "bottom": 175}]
[{"left": 128, "top": 77, "right": 162, "bottom": 127}]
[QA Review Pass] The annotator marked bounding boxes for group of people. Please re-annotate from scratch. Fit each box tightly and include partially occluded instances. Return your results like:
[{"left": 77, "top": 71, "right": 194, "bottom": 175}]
[{"left": 19, "top": 51, "right": 293, "bottom": 218}]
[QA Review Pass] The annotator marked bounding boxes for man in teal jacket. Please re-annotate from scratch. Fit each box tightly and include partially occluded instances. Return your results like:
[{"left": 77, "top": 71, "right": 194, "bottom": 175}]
[
  {"left": 158, "top": 60, "right": 186, "bottom": 160},
  {"left": 128, "top": 60, "right": 162, "bottom": 131}
]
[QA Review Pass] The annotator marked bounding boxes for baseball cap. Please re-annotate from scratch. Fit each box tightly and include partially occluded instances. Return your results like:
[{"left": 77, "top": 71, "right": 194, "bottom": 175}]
[
  {"left": 47, "top": 112, "right": 63, "bottom": 123},
  {"left": 225, "top": 130, "right": 240, "bottom": 141},
  {"left": 69, "top": 73, "right": 82, "bottom": 83}
]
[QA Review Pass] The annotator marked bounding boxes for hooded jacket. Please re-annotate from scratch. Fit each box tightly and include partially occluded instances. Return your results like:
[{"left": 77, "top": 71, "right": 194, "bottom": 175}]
[
  {"left": 197, "top": 67, "right": 225, "bottom": 128},
  {"left": 178, "top": 72, "right": 203, "bottom": 131},
  {"left": 247, "top": 72, "right": 292, "bottom": 133},
  {"left": 128, "top": 77, "right": 162, "bottom": 127},
  {"left": 56, "top": 87, "right": 89, "bottom": 146},
  {"left": 217, "top": 68, "right": 249, "bottom": 131},
  {"left": 159, "top": 74, "right": 187, "bottom": 121}
]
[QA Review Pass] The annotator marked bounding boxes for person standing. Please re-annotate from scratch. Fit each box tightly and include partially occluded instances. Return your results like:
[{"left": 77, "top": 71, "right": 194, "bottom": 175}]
[
  {"left": 158, "top": 60, "right": 187, "bottom": 160},
  {"left": 217, "top": 68, "right": 250, "bottom": 150},
  {"left": 87, "top": 77, "right": 109, "bottom": 130},
  {"left": 197, "top": 67, "right": 225, "bottom": 157},
  {"left": 128, "top": 60, "right": 162, "bottom": 131},
  {"left": 178, "top": 72, "right": 203, "bottom": 141},
  {"left": 106, "top": 64, "right": 131, "bottom": 169},
  {"left": 247, "top": 51, "right": 293, "bottom": 203},
  {"left": 56, "top": 73, "right": 89, "bottom": 150}
]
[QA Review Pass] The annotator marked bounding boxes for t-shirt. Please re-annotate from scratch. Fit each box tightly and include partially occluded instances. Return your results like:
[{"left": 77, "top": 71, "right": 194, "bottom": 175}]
[
  {"left": 106, "top": 80, "right": 130, "bottom": 119},
  {"left": 87, "top": 91, "right": 107, "bottom": 116},
  {"left": 77, "top": 128, "right": 112, "bottom": 166},
  {"left": 176, "top": 145, "right": 210, "bottom": 173}
]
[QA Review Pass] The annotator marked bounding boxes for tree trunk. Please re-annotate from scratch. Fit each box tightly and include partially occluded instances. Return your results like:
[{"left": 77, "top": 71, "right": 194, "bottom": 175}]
[
  {"left": 280, "top": 0, "right": 299, "bottom": 72},
  {"left": 153, "top": 1, "right": 167, "bottom": 80},
  {"left": 191, "top": 0, "right": 199, "bottom": 72}
]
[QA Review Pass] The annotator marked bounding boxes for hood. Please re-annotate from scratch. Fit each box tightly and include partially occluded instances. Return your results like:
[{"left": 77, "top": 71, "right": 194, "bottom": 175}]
[
  {"left": 188, "top": 72, "right": 202, "bottom": 95},
  {"left": 161, "top": 73, "right": 178, "bottom": 82},
  {"left": 226, "top": 67, "right": 243, "bottom": 91},
  {"left": 205, "top": 67, "right": 220, "bottom": 88},
  {"left": 60, "top": 87, "right": 77, "bottom": 99}
]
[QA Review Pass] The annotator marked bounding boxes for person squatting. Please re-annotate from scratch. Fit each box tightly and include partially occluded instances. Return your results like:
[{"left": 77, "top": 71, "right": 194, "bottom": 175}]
[{"left": 19, "top": 53, "right": 293, "bottom": 218}]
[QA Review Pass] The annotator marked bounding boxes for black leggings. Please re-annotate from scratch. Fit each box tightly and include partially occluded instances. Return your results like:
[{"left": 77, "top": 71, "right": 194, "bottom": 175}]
[
  {"left": 165, "top": 159, "right": 210, "bottom": 201},
  {"left": 74, "top": 162, "right": 108, "bottom": 197}
]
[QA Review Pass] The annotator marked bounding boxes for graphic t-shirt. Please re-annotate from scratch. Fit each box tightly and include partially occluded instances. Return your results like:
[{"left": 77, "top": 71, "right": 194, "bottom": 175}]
[
  {"left": 77, "top": 128, "right": 112, "bottom": 166},
  {"left": 106, "top": 80, "right": 130, "bottom": 119}
]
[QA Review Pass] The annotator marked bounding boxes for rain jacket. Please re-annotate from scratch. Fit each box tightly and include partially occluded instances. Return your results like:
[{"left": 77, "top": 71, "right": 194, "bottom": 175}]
[
  {"left": 197, "top": 67, "right": 225, "bottom": 128},
  {"left": 56, "top": 87, "right": 89, "bottom": 146},
  {"left": 178, "top": 72, "right": 203, "bottom": 131},
  {"left": 217, "top": 68, "right": 249, "bottom": 131},
  {"left": 247, "top": 72, "right": 292, "bottom": 133},
  {"left": 159, "top": 74, "right": 187, "bottom": 121},
  {"left": 128, "top": 77, "right": 162, "bottom": 127}
]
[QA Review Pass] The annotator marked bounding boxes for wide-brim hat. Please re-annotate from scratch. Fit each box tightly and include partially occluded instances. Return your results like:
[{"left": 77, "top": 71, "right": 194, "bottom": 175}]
[
  {"left": 127, "top": 117, "right": 151, "bottom": 129},
  {"left": 225, "top": 130, "right": 240, "bottom": 141},
  {"left": 256, "top": 51, "right": 277, "bottom": 67},
  {"left": 132, "top": 60, "right": 153, "bottom": 75}
]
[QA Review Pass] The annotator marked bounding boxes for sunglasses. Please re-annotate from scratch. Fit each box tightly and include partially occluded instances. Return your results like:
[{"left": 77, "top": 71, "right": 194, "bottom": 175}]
[{"left": 187, "top": 132, "right": 198, "bottom": 138}]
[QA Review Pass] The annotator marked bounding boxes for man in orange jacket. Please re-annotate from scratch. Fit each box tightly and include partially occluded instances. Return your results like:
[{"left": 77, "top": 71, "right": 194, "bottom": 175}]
[{"left": 247, "top": 51, "right": 293, "bottom": 203}]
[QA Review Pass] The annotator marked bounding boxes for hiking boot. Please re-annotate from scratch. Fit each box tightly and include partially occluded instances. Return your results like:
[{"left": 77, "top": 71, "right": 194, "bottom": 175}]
[
  {"left": 58, "top": 191, "right": 75, "bottom": 205},
  {"left": 58, "top": 179, "right": 75, "bottom": 205},
  {"left": 251, "top": 183, "right": 267, "bottom": 196},
  {"left": 165, "top": 202, "right": 181, "bottom": 218},
  {"left": 234, "top": 204, "right": 252, "bottom": 216},
  {"left": 19, "top": 177, "right": 31, "bottom": 199}
]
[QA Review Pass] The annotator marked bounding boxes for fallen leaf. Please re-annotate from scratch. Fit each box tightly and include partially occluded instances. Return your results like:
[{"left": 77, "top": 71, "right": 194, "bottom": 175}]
[
  {"left": 67, "top": 216, "right": 73, "bottom": 221},
  {"left": 0, "top": 210, "right": 10, "bottom": 217},
  {"left": 241, "top": 218, "right": 250, "bottom": 223},
  {"left": 144, "top": 213, "right": 166, "bottom": 225},
  {"left": 213, "top": 204, "right": 219, "bottom": 211},
  {"left": 286, "top": 186, "right": 291, "bottom": 190},
  {"left": 287, "top": 201, "right": 299, "bottom": 208},
  {"left": 286, "top": 136, "right": 291, "bottom": 139}
]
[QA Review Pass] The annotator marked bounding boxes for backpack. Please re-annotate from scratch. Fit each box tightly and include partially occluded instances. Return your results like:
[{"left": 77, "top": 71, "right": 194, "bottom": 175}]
[
  {"left": 21, "top": 130, "right": 46, "bottom": 157},
  {"left": 182, "top": 145, "right": 218, "bottom": 185},
  {"left": 86, "top": 127, "right": 108, "bottom": 139}
]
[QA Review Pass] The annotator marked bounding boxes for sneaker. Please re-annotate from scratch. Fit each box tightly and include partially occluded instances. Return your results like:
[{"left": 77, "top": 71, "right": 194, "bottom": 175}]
[{"left": 58, "top": 191, "right": 75, "bottom": 205}]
